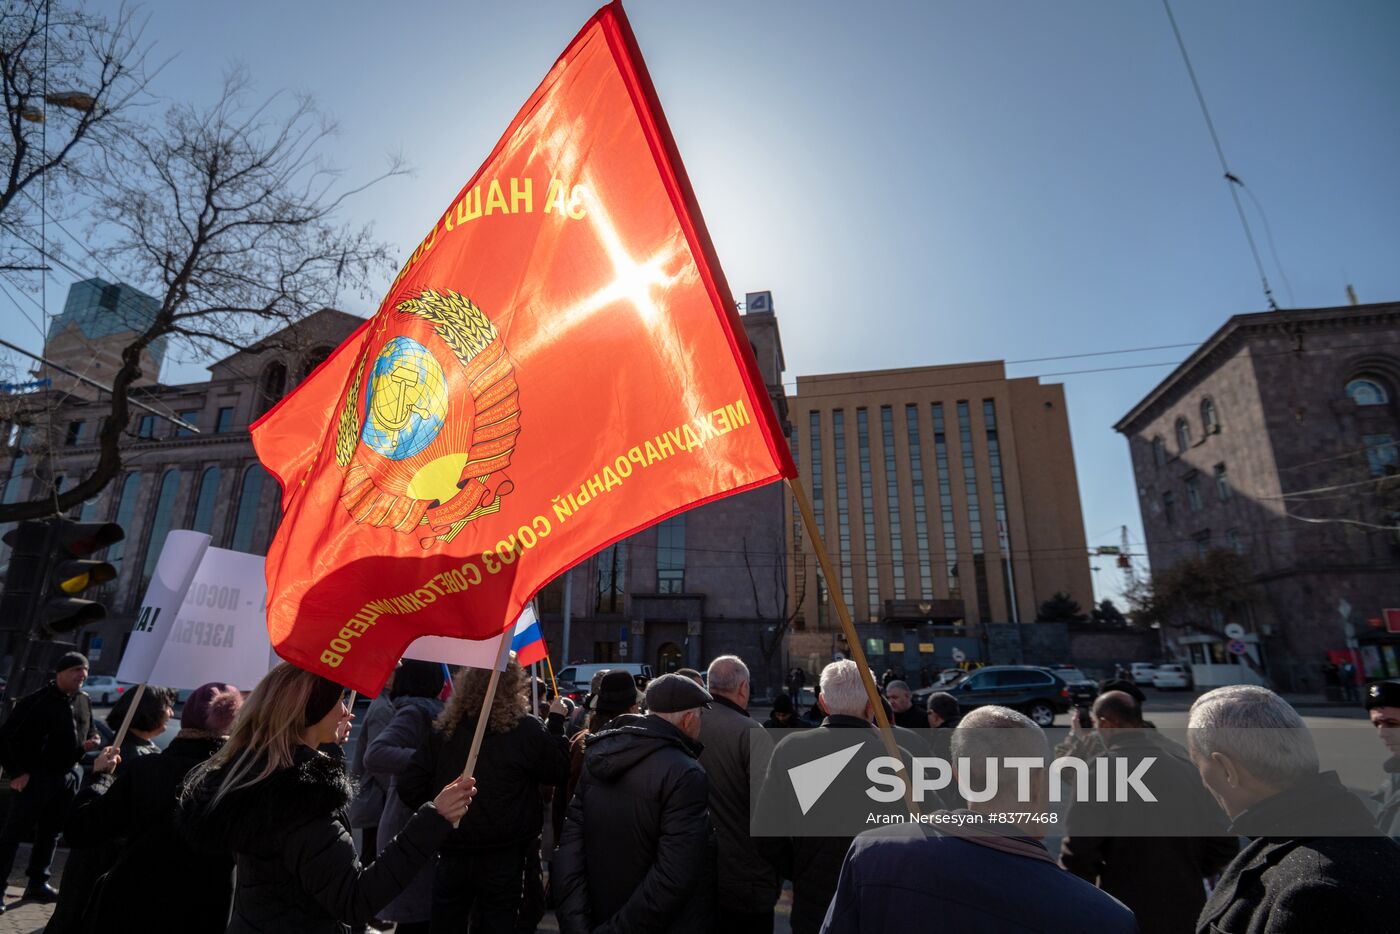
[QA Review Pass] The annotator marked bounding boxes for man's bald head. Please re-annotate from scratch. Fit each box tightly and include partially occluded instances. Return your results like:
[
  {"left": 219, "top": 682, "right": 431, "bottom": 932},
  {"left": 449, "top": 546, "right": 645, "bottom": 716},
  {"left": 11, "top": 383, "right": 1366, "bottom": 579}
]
[{"left": 1093, "top": 690, "right": 1143, "bottom": 730}]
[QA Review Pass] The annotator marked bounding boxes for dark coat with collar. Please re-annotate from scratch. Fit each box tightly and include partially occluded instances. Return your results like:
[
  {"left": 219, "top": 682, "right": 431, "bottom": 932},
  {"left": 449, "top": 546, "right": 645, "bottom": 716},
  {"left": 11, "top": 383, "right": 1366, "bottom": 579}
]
[
  {"left": 697, "top": 693, "right": 779, "bottom": 914},
  {"left": 822, "top": 823, "right": 1138, "bottom": 933},
  {"left": 67, "top": 734, "right": 231, "bottom": 933},
  {"left": 1196, "top": 771, "right": 1400, "bottom": 934},
  {"left": 0, "top": 682, "right": 93, "bottom": 775},
  {"left": 753, "top": 714, "right": 915, "bottom": 934},
  {"left": 179, "top": 745, "right": 451, "bottom": 934},
  {"left": 1060, "top": 729, "right": 1237, "bottom": 934},
  {"left": 1373, "top": 755, "right": 1400, "bottom": 838},
  {"left": 552, "top": 713, "right": 715, "bottom": 934}
]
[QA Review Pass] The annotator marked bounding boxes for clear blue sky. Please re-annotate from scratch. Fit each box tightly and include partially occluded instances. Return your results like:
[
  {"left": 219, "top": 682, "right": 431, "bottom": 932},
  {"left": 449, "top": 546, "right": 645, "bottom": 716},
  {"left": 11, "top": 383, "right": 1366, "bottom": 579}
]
[{"left": 7, "top": 0, "right": 1399, "bottom": 605}]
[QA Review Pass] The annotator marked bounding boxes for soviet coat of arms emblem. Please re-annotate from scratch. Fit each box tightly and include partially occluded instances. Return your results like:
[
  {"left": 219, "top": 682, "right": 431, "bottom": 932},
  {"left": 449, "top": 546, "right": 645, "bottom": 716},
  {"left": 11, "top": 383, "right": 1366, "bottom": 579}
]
[{"left": 335, "top": 289, "right": 521, "bottom": 547}]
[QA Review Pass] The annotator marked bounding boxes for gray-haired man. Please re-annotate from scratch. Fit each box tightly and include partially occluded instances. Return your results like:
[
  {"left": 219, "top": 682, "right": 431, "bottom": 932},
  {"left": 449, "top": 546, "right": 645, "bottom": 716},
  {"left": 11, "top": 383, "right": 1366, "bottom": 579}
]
[{"left": 1189, "top": 685, "right": 1400, "bottom": 933}]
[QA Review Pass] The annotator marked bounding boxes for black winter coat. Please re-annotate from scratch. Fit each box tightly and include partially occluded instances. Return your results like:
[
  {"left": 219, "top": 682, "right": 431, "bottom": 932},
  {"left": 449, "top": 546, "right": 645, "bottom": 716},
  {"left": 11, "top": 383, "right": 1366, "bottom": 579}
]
[
  {"left": 1196, "top": 771, "right": 1400, "bottom": 934},
  {"left": 552, "top": 714, "right": 716, "bottom": 934},
  {"left": 0, "top": 683, "right": 93, "bottom": 775},
  {"left": 65, "top": 735, "right": 230, "bottom": 933},
  {"left": 179, "top": 745, "right": 452, "bottom": 934},
  {"left": 398, "top": 710, "right": 568, "bottom": 853}
]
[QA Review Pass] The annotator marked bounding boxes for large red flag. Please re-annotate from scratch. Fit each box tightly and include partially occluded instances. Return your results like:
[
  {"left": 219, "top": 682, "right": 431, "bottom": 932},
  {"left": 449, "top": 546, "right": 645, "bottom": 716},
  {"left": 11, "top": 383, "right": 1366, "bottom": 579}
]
[{"left": 251, "top": 1, "right": 795, "bottom": 694}]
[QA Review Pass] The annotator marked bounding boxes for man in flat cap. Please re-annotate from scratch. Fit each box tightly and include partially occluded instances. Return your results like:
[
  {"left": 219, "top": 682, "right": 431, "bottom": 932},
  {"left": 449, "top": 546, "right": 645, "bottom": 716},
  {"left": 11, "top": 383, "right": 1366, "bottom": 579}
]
[
  {"left": 553, "top": 672, "right": 717, "bottom": 934},
  {"left": 1366, "top": 681, "right": 1400, "bottom": 837},
  {"left": 0, "top": 652, "right": 100, "bottom": 911}
]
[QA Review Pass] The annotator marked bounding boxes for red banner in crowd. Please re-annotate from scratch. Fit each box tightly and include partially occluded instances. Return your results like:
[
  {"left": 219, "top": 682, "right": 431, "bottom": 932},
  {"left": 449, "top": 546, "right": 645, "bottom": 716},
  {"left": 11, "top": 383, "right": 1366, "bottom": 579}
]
[{"left": 251, "top": 1, "right": 795, "bottom": 694}]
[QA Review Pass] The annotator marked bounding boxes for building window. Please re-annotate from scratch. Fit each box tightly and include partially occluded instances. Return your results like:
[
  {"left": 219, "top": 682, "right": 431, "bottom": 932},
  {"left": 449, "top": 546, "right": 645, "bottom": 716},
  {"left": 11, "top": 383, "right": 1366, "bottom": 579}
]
[
  {"left": 595, "top": 542, "right": 627, "bottom": 613},
  {"left": 301, "top": 346, "right": 333, "bottom": 382},
  {"left": 257, "top": 362, "right": 288, "bottom": 418},
  {"left": 1363, "top": 435, "right": 1398, "bottom": 477},
  {"left": 881, "top": 407, "right": 905, "bottom": 601},
  {"left": 215, "top": 407, "right": 236, "bottom": 433},
  {"left": 191, "top": 467, "right": 221, "bottom": 535},
  {"left": 956, "top": 401, "right": 989, "bottom": 623},
  {"left": 1175, "top": 418, "right": 1191, "bottom": 453},
  {"left": 656, "top": 515, "right": 685, "bottom": 594},
  {"left": 1152, "top": 436, "right": 1166, "bottom": 466},
  {"left": 1192, "top": 530, "right": 1211, "bottom": 558},
  {"left": 139, "top": 470, "right": 182, "bottom": 590},
  {"left": 230, "top": 465, "right": 266, "bottom": 553},
  {"left": 809, "top": 412, "right": 825, "bottom": 536},
  {"left": 176, "top": 410, "right": 200, "bottom": 438},
  {"left": 1346, "top": 377, "right": 1390, "bottom": 406},
  {"left": 1226, "top": 528, "right": 1243, "bottom": 553},
  {"left": 1185, "top": 473, "right": 1203, "bottom": 512},
  {"left": 1162, "top": 491, "right": 1176, "bottom": 524},
  {"left": 64, "top": 420, "right": 85, "bottom": 446},
  {"left": 137, "top": 415, "right": 157, "bottom": 439},
  {"left": 789, "top": 422, "right": 804, "bottom": 613},
  {"left": 905, "top": 405, "right": 933, "bottom": 600},
  {"left": 106, "top": 472, "right": 141, "bottom": 564},
  {"left": 1201, "top": 398, "right": 1220, "bottom": 434},
  {"left": 985, "top": 400, "right": 1014, "bottom": 619},
  {"left": 1214, "top": 463, "right": 1231, "bottom": 501},
  {"left": 832, "top": 410, "right": 853, "bottom": 611},
  {"left": 856, "top": 409, "right": 878, "bottom": 618},
  {"left": 931, "top": 404, "right": 960, "bottom": 598}
]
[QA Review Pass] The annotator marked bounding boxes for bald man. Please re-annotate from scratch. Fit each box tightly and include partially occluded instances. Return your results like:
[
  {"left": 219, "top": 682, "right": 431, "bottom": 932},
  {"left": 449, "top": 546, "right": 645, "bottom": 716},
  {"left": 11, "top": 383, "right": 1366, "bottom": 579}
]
[{"left": 1060, "top": 691, "right": 1237, "bottom": 934}]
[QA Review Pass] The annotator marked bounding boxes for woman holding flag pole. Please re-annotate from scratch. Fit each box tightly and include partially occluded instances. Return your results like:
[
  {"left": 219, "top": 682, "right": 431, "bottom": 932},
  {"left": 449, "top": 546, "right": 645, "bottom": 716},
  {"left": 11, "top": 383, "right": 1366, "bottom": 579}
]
[{"left": 178, "top": 662, "right": 477, "bottom": 933}]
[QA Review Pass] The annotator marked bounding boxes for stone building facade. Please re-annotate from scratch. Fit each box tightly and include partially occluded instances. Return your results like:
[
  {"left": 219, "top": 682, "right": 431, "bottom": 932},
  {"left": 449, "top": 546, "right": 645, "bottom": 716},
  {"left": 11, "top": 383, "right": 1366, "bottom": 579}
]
[
  {"left": 786, "top": 362, "right": 1093, "bottom": 685},
  {"left": 1116, "top": 302, "right": 1400, "bottom": 691}
]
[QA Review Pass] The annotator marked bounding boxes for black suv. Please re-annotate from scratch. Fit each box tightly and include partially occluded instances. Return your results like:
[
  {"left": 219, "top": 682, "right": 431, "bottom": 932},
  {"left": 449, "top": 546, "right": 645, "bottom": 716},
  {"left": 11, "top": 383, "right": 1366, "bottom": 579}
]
[{"left": 934, "top": 665, "right": 1073, "bottom": 727}]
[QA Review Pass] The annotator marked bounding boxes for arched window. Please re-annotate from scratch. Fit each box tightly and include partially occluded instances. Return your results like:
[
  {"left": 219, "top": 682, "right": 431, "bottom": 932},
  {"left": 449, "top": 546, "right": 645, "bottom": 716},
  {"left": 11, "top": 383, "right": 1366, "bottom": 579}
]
[
  {"left": 1201, "top": 397, "right": 1220, "bottom": 434},
  {"left": 1346, "top": 378, "right": 1390, "bottom": 407},
  {"left": 230, "top": 465, "right": 267, "bottom": 553},
  {"left": 256, "top": 362, "right": 288, "bottom": 418},
  {"left": 301, "top": 345, "right": 333, "bottom": 382},
  {"left": 190, "top": 467, "right": 221, "bottom": 535},
  {"left": 106, "top": 472, "right": 142, "bottom": 564},
  {"left": 1152, "top": 436, "right": 1167, "bottom": 466},
  {"left": 140, "top": 470, "right": 182, "bottom": 589},
  {"left": 1175, "top": 418, "right": 1191, "bottom": 453}
]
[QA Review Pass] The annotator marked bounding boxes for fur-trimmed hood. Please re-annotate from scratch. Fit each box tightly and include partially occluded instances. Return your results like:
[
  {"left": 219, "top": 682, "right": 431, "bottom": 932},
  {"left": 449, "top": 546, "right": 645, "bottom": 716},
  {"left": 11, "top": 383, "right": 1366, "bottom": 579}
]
[{"left": 180, "top": 746, "right": 351, "bottom": 857}]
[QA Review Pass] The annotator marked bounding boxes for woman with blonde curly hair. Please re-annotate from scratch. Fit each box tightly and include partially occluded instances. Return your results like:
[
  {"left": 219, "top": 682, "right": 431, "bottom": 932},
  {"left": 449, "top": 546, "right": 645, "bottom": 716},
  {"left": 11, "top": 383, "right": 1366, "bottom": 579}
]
[
  {"left": 178, "top": 662, "right": 476, "bottom": 934},
  {"left": 399, "top": 660, "right": 569, "bottom": 933}
]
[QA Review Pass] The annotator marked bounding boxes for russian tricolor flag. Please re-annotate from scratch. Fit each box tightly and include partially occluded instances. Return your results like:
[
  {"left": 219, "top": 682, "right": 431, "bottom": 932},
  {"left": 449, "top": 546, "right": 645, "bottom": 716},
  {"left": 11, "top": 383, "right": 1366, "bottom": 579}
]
[{"left": 510, "top": 604, "right": 548, "bottom": 667}]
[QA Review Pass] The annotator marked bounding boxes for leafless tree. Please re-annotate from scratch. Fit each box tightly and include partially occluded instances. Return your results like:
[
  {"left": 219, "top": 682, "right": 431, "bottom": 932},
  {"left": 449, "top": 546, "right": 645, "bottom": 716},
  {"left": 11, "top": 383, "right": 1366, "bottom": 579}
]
[
  {"left": 0, "top": 0, "right": 152, "bottom": 271},
  {"left": 0, "top": 70, "right": 403, "bottom": 521}
]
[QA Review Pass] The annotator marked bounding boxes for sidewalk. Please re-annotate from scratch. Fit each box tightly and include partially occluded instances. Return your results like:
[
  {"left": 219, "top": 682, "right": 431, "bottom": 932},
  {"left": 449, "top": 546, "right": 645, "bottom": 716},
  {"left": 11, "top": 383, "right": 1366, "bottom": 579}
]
[{"left": 0, "top": 844, "right": 63, "bottom": 934}]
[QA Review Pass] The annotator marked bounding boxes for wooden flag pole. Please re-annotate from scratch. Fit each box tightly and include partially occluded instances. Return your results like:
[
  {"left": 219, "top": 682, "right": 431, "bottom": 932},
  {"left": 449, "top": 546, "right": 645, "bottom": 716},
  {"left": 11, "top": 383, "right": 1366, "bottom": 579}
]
[
  {"left": 110, "top": 682, "right": 148, "bottom": 751},
  {"left": 453, "top": 622, "right": 513, "bottom": 827},
  {"left": 346, "top": 690, "right": 357, "bottom": 709},
  {"left": 786, "top": 478, "right": 907, "bottom": 767},
  {"left": 543, "top": 655, "right": 559, "bottom": 697}
]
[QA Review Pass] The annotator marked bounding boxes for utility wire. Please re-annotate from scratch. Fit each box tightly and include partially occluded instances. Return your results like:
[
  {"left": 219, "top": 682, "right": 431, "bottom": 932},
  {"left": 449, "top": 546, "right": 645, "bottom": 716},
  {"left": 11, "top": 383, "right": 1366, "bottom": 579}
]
[{"left": 1161, "top": 0, "right": 1280, "bottom": 311}]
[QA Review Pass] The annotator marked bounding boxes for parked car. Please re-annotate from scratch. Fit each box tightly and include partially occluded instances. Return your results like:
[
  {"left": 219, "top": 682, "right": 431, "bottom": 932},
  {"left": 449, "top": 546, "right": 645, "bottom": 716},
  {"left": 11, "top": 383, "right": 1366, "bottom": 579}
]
[
  {"left": 1052, "top": 666, "right": 1100, "bottom": 707},
  {"left": 554, "top": 663, "right": 654, "bottom": 702},
  {"left": 911, "top": 670, "right": 969, "bottom": 708},
  {"left": 930, "top": 665, "right": 1073, "bottom": 727},
  {"left": 1130, "top": 662, "right": 1158, "bottom": 686},
  {"left": 84, "top": 676, "right": 135, "bottom": 705},
  {"left": 1152, "top": 663, "right": 1192, "bottom": 690}
]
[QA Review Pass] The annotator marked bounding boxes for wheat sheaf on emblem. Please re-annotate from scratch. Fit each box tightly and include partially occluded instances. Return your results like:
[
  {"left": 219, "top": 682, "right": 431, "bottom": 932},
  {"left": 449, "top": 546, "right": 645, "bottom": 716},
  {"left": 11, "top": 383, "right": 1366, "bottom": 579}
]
[{"left": 335, "top": 289, "right": 521, "bottom": 547}]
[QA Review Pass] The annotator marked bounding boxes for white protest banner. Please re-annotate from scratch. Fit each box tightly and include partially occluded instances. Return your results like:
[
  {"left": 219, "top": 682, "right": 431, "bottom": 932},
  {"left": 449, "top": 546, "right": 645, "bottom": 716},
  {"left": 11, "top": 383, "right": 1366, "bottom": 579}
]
[
  {"left": 404, "top": 604, "right": 541, "bottom": 671},
  {"left": 145, "top": 546, "right": 277, "bottom": 691},
  {"left": 115, "top": 531, "right": 212, "bottom": 684}
]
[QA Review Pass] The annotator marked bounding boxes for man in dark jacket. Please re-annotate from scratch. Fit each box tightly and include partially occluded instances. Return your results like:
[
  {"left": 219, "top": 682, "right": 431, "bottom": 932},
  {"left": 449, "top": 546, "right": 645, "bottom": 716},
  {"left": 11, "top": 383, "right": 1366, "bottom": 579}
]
[
  {"left": 1365, "top": 681, "right": 1400, "bottom": 837},
  {"left": 1189, "top": 684, "right": 1400, "bottom": 933},
  {"left": 1060, "top": 691, "right": 1237, "bottom": 934},
  {"left": 699, "top": 655, "right": 779, "bottom": 932},
  {"left": 553, "top": 673, "right": 716, "bottom": 934},
  {"left": 883, "top": 681, "right": 925, "bottom": 731},
  {"left": 753, "top": 660, "right": 912, "bottom": 934},
  {"left": 821, "top": 705, "right": 1137, "bottom": 934},
  {"left": 0, "top": 651, "right": 99, "bottom": 911}
]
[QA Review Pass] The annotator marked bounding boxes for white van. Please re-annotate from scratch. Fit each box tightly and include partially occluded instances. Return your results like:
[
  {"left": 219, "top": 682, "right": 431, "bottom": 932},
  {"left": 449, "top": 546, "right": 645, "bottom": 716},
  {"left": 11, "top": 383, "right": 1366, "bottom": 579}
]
[{"left": 556, "top": 663, "right": 653, "bottom": 698}]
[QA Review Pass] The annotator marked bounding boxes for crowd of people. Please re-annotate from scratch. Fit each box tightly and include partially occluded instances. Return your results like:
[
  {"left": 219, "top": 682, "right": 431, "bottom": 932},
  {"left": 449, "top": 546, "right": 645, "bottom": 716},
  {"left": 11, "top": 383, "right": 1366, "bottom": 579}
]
[{"left": 0, "top": 650, "right": 1394, "bottom": 933}]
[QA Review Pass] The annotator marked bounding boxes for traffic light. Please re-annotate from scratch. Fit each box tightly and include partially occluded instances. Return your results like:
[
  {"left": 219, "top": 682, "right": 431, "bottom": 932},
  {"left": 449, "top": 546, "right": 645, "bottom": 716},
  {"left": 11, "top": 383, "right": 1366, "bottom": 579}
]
[{"left": 0, "top": 518, "right": 124, "bottom": 636}]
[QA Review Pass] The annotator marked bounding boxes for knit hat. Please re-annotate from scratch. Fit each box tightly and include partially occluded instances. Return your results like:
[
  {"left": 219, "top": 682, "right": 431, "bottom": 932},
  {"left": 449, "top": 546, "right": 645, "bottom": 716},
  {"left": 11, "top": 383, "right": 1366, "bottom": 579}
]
[
  {"left": 1366, "top": 681, "right": 1400, "bottom": 710},
  {"left": 54, "top": 651, "right": 89, "bottom": 673},
  {"left": 303, "top": 676, "right": 345, "bottom": 726},
  {"left": 181, "top": 683, "right": 243, "bottom": 734},
  {"left": 770, "top": 693, "right": 794, "bottom": 715}
]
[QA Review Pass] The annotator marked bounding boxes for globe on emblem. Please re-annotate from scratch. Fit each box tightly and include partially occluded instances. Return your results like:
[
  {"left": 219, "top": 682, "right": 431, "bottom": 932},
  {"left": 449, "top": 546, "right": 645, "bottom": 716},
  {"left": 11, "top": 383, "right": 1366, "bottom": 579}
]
[{"left": 361, "top": 336, "right": 449, "bottom": 461}]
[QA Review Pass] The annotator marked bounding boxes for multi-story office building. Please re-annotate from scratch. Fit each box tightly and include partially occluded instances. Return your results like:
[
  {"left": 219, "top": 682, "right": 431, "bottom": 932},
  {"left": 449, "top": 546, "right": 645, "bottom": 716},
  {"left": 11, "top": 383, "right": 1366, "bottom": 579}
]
[
  {"left": 786, "top": 362, "right": 1092, "bottom": 679},
  {"left": 1116, "top": 301, "right": 1400, "bottom": 691}
]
